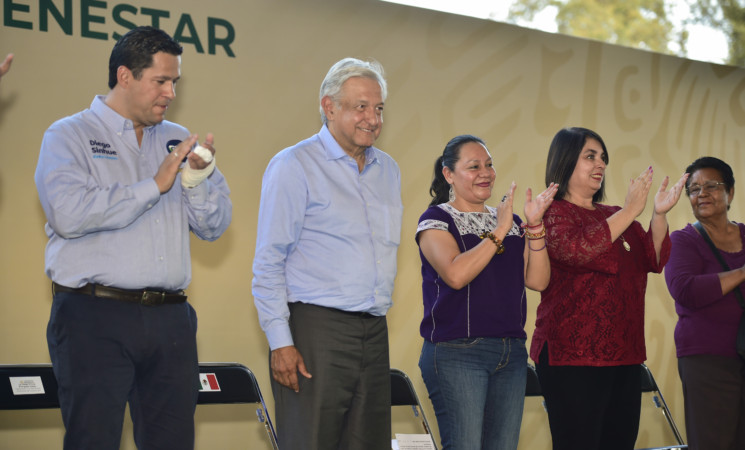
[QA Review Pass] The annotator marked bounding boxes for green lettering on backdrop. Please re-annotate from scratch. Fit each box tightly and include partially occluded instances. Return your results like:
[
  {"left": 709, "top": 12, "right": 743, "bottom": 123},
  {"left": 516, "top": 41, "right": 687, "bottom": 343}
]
[
  {"left": 81, "top": 0, "right": 107, "bottom": 40},
  {"left": 2, "top": 0, "right": 236, "bottom": 57},
  {"left": 40, "top": 0, "right": 72, "bottom": 34},
  {"left": 111, "top": 3, "right": 137, "bottom": 38},
  {"left": 140, "top": 6, "right": 168, "bottom": 28},
  {"left": 173, "top": 13, "right": 203, "bottom": 53},
  {"left": 4, "top": 0, "right": 32, "bottom": 29},
  {"left": 208, "top": 17, "right": 234, "bottom": 57}
]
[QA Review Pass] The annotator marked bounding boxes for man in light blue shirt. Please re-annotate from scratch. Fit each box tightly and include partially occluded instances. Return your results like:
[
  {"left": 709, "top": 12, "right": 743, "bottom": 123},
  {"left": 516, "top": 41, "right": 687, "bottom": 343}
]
[
  {"left": 35, "top": 27, "right": 231, "bottom": 450},
  {"left": 252, "top": 57, "right": 402, "bottom": 449}
]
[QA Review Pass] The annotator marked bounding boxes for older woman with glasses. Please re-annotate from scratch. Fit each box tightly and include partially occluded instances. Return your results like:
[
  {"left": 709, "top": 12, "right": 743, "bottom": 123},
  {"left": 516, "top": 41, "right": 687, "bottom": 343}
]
[{"left": 664, "top": 156, "right": 745, "bottom": 450}]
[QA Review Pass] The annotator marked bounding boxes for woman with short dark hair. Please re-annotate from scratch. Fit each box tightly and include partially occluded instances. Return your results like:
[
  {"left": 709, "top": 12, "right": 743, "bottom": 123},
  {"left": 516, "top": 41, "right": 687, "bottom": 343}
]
[{"left": 665, "top": 156, "right": 745, "bottom": 450}]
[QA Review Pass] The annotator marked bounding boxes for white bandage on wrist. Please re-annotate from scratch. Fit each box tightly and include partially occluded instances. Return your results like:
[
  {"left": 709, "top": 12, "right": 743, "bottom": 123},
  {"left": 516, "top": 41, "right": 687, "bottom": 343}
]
[
  {"left": 181, "top": 145, "right": 216, "bottom": 188},
  {"left": 193, "top": 145, "right": 214, "bottom": 163}
]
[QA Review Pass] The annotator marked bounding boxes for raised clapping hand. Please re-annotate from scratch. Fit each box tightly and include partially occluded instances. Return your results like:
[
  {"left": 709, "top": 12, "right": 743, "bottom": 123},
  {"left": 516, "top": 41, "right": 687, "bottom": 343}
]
[
  {"left": 524, "top": 182, "right": 559, "bottom": 226},
  {"left": 187, "top": 132, "right": 216, "bottom": 170},
  {"left": 0, "top": 53, "right": 13, "bottom": 80},
  {"left": 153, "top": 133, "right": 218, "bottom": 193},
  {"left": 654, "top": 172, "right": 689, "bottom": 215},
  {"left": 494, "top": 182, "right": 517, "bottom": 236},
  {"left": 154, "top": 134, "right": 198, "bottom": 193},
  {"left": 623, "top": 167, "right": 655, "bottom": 218}
]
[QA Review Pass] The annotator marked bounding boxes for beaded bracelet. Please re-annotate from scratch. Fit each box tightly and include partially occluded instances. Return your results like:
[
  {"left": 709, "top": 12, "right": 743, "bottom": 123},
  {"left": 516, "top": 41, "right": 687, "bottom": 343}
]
[
  {"left": 479, "top": 231, "right": 505, "bottom": 254},
  {"left": 525, "top": 227, "right": 546, "bottom": 240},
  {"left": 520, "top": 221, "right": 544, "bottom": 238}
]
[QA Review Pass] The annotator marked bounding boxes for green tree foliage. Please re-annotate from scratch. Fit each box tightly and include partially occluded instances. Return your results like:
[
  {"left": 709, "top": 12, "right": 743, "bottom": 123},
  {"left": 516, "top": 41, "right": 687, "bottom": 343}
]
[
  {"left": 688, "top": 0, "right": 745, "bottom": 65},
  {"left": 508, "top": 0, "right": 687, "bottom": 56}
]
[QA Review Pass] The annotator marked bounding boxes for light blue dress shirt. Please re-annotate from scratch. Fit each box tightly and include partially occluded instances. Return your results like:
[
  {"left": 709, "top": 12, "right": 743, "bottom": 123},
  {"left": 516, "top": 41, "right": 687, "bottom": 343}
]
[
  {"left": 35, "top": 96, "right": 232, "bottom": 291},
  {"left": 252, "top": 125, "right": 403, "bottom": 350}
]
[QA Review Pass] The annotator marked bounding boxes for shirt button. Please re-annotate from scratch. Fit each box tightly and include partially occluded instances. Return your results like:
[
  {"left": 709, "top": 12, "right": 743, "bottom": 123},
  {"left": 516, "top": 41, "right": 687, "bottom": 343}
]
[
  {"left": 155, "top": 219, "right": 160, "bottom": 224},
  {"left": 159, "top": 256, "right": 164, "bottom": 261},
  {"left": 147, "top": 204, "right": 153, "bottom": 208}
]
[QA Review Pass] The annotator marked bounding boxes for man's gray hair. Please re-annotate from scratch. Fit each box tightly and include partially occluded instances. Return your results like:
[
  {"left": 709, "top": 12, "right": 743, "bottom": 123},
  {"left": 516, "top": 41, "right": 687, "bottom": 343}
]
[{"left": 319, "top": 57, "right": 387, "bottom": 124}]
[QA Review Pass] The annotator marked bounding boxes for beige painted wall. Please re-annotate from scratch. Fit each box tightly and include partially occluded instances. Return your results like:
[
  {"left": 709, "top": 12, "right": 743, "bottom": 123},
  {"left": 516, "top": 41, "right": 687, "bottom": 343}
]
[{"left": 1, "top": 0, "right": 743, "bottom": 448}]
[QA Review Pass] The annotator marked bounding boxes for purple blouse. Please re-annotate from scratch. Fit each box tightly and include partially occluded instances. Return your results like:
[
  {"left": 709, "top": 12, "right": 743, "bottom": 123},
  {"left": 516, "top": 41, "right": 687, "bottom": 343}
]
[
  {"left": 664, "top": 222, "right": 745, "bottom": 359},
  {"left": 416, "top": 203, "right": 527, "bottom": 343}
]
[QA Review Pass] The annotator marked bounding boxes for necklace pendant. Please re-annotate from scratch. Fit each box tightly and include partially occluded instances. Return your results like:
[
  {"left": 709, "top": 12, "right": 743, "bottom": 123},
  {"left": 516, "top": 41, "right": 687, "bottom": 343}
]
[{"left": 622, "top": 240, "right": 631, "bottom": 252}]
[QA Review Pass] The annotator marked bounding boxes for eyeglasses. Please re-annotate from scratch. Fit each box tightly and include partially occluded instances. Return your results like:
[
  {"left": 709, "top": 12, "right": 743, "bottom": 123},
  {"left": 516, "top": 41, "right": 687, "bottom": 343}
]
[{"left": 687, "top": 181, "right": 726, "bottom": 197}]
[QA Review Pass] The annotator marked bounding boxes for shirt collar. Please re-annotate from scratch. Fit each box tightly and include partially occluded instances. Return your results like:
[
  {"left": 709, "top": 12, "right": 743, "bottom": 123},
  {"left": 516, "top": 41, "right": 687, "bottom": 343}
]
[
  {"left": 318, "top": 124, "right": 379, "bottom": 166},
  {"left": 90, "top": 95, "right": 156, "bottom": 136}
]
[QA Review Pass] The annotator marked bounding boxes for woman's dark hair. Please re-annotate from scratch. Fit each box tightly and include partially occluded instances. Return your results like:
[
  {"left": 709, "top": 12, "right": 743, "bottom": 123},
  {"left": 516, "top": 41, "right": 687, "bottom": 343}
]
[
  {"left": 684, "top": 156, "right": 735, "bottom": 208},
  {"left": 545, "top": 127, "right": 609, "bottom": 203},
  {"left": 429, "top": 135, "right": 486, "bottom": 206},
  {"left": 108, "top": 26, "right": 183, "bottom": 89}
]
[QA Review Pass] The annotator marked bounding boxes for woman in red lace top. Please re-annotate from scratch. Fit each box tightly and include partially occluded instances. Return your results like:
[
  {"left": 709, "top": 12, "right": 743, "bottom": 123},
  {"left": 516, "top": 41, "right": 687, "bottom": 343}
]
[{"left": 529, "top": 127, "right": 688, "bottom": 450}]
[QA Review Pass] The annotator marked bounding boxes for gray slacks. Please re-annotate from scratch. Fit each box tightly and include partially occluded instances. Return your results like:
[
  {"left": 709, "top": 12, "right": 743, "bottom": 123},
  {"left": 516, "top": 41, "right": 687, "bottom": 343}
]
[{"left": 271, "top": 302, "right": 391, "bottom": 450}]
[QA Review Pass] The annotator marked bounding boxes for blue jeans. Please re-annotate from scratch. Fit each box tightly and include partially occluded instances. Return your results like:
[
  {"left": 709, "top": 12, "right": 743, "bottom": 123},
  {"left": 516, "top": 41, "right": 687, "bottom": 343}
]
[{"left": 419, "top": 337, "right": 527, "bottom": 450}]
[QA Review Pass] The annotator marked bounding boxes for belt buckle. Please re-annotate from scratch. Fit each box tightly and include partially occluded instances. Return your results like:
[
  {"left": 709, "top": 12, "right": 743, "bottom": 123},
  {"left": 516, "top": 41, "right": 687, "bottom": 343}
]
[{"left": 141, "top": 290, "right": 165, "bottom": 306}]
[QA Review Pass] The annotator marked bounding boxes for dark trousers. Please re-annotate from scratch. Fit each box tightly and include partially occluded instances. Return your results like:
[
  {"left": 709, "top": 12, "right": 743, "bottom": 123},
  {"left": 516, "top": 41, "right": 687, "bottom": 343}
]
[
  {"left": 536, "top": 346, "right": 641, "bottom": 450},
  {"left": 678, "top": 354, "right": 745, "bottom": 450},
  {"left": 271, "top": 302, "right": 391, "bottom": 450},
  {"left": 47, "top": 291, "right": 199, "bottom": 450}
]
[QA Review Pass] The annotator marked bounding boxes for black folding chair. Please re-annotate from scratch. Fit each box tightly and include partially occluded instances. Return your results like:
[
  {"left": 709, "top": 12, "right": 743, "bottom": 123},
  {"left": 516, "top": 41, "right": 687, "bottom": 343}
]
[
  {"left": 1, "top": 362, "right": 279, "bottom": 449},
  {"left": 525, "top": 364, "right": 542, "bottom": 398},
  {"left": 523, "top": 363, "right": 686, "bottom": 450},
  {"left": 198, "top": 362, "right": 278, "bottom": 449},
  {"left": 637, "top": 363, "right": 687, "bottom": 450},
  {"left": 390, "top": 368, "right": 438, "bottom": 449},
  {"left": 0, "top": 364, "right": 59, "bottom": 410}
]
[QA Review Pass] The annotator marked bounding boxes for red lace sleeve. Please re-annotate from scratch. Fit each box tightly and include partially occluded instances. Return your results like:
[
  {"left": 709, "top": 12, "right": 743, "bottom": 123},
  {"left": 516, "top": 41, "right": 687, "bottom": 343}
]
[{"left": 544, "top": 201, "right": 618, "bottom": 274}]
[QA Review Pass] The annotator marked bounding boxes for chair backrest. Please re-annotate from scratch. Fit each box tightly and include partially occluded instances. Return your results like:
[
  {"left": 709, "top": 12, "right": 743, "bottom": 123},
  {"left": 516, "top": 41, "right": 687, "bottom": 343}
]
[
  {"left": 521, "top": 363, "right": 686, "bottom": 449},
  {"left": 637, "top": 364, "right": 686, "bottom": 449},
  {"left": 391, "top": 368, "right": 419, "bottom": 406},
  {"left": 390, "top": 368, "right": 438, "bottom": 449},
  {"left": 1, "top": 362, "right": 279, "bottom": 449},
  {"left": 197, "top": 362, "right": 278, "bottom": 449},
  {"left": 526, "top": 364, "right": 542, "bottom": 397},
  {"left": 197, "top": 362, "right": 263, "bottom": 404},
  {"left": 640, "top": 363, "right": 657, "bottom": 392},
  {"left": 0, "top": 364, "right": 59, "bottom": 410}
]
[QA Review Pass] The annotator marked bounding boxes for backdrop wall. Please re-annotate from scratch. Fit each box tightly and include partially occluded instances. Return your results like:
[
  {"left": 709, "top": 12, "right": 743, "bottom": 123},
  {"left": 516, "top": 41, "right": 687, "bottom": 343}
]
[{"left": 1, "top": 0, "right": 743, "bottom": 448}]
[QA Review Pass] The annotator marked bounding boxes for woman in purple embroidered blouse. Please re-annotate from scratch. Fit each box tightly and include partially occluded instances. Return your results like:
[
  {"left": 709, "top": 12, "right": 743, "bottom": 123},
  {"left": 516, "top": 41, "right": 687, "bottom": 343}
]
[{"left": 415, "top": 134, "right": 557, "bottom": 450}]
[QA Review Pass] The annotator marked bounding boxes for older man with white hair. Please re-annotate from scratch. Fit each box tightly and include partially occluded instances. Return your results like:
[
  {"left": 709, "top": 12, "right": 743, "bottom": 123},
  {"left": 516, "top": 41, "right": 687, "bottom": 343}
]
[{"left": 252, "top": 57, "right": 403, "bottom": 449}]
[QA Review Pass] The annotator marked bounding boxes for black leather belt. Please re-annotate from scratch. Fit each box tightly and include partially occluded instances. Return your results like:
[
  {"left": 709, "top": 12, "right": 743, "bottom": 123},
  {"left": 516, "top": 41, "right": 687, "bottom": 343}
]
[
  {"left": 289, "top": 302, "right": 378, "bottom": 319},
  {"left": 52, "top": 282, "right": 187, "bottom": 306},
  {"left": 334, "top": 309, "right": 377, "bottom": 319}
]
